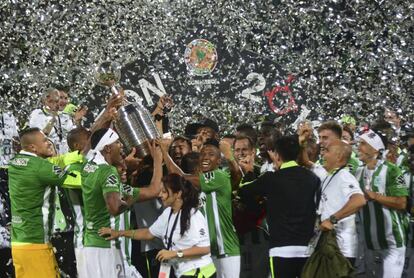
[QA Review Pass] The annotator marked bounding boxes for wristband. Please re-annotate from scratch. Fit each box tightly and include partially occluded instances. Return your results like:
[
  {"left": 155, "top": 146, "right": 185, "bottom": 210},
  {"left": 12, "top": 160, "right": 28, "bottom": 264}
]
[{"left": 131, "top": 229, "right": 136, "bottom": 239}]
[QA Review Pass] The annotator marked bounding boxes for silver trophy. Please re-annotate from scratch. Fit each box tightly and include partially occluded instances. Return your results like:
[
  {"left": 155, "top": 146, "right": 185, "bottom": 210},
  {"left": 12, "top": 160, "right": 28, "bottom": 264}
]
[
  {"left": 95, "top": 61, "right": 161, "bottom": 158},
  {"left": 95, "top": 61, "right": 122, "bottom": 95},
  {"left": 115, "top": 102, "right": 160, "bottom": 158}
]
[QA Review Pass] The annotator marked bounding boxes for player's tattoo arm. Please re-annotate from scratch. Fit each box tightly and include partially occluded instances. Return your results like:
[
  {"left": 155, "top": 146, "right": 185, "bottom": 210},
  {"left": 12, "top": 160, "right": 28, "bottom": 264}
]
[{"left": 104, "top": 192, "right": 128, "bottom": 216}]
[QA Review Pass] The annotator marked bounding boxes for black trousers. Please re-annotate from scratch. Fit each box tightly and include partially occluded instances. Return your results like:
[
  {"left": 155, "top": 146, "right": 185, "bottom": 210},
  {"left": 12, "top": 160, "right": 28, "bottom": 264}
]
[
  {"left": 131, "top": 241, "right": 161, "bottom": 278},
  {"left": 270, "top": 256, "right": 307, "bottom": 278},
  {"left": 50, "top": 231, "right": 77, "bottom": 278},
  {"left": 0, "top": 248, "right": 14, "bottom": 277}
]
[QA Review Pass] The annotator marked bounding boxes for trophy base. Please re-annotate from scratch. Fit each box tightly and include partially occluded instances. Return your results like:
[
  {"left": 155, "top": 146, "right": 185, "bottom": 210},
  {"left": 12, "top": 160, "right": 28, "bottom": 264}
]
[{"left": 134, "top": 141, "right": 151, "bottom": 158}]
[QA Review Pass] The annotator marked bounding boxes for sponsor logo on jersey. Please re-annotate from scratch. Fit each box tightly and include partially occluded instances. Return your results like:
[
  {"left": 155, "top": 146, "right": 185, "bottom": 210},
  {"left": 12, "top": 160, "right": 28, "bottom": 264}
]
[
  {"left": 199, "top": 228, "right": 206, "bottom": 236},
  {"left": 12, "top": 215, "right": 22, "bottom": 224},
  {"left": 203, "top": 171, "right": 215, "bottom": 183},
  {"left": 10, "top": 158, "right": 28, "bottom": 166},
  {"left": 396, "top": 175, "right": 407, "bottom": 188},
  {"left": 105, "top": 174, "right": 118, "bottom": 187},
  {"left": 83, "top": 164, "right": 98, "bottom": 173},
  {"left": 121, "top": 183, "right": 133, "bottom": 196},
  {"left": 86, "top": 221, "right": 94, "bottom": 230},
  {"left": 53, "top": 165, "right": 63, "bottom": 176}
]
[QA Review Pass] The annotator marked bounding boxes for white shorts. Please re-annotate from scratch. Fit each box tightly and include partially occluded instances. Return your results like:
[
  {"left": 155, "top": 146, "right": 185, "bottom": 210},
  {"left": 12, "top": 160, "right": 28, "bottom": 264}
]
[
  {"left": 365, "top": 247, "right": 406, "bottom": 278},
  {"left": 124, "top": 260, "right": 143, "bottom": 278},
  {"left": 212, "top": 256, "right": 240, "bottom": 278},
  {"left": 78, "top": 247, "right": 125, "bottom": 278},
  {"left": 75, "top": 247, "right": 85, "bottom": 278}
]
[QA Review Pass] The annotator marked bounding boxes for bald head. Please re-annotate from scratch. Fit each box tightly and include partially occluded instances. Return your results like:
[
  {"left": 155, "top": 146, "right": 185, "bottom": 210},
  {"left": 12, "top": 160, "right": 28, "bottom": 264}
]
[
  {"left": 19, "top": 127, "right": 54, "bottom": 158},
  {"left": 328, "top": 140, "right": 352, "bottom": 165},
  {"left": 19, "top": 128, "right": 41, "bottom": 149}
]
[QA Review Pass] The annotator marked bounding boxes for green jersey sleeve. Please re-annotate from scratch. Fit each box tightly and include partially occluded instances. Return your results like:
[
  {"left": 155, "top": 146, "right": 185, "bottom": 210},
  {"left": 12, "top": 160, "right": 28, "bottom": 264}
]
[
  {"left": 101, "top": 166, "right": 121, "bottom": 196},
  {"left": 386, "top": 163, "right": 409, "bottom": 197},
  {"left": 199, "top": 169, "right": 231, "bottom": 193},
  {"left": 38, "top": 159, "right": 67, "bottom": 187}
]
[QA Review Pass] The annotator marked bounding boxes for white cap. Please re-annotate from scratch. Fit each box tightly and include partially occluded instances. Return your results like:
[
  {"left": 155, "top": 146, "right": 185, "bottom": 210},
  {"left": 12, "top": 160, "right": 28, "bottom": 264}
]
[{"left": 359, "top": 130, "right": 385, "bottom": 151}]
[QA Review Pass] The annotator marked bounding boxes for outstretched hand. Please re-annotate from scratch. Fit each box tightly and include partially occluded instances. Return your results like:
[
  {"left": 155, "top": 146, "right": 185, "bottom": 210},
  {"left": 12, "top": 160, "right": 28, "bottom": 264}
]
[
  {"left": 149, "top": 140, "right": 163, "bottom": 163},
  {"left": 124, "top": 147, "right": 143, "bottom": 172},
  {"left": 156, "top": 249, "right": 177, "bottom": 262},
  {"left": 219, "top": 139, "right": 234, "bottom": 161},
  {"left": 98, "top": 227, "right": 119, "bottom": 240},
  {"left": 238, "top": 153, "right": 255, "bottom": 173}
]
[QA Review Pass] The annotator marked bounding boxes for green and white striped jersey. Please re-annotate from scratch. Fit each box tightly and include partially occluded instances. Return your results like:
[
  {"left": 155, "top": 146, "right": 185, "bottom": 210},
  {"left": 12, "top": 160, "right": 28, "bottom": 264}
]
[
  {"left": 199, "top": 169, "right": 240, "bottom": 257},
  {"left": 356, "top": 160, "right": 409, "bottom": 250},
  {"left": 8, "top": 151, "right": 67, "bottom": 244}
]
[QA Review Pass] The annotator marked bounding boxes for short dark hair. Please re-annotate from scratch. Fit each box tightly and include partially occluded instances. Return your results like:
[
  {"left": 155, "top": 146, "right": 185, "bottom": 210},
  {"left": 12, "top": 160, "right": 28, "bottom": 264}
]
[
  {"left": 172, "top": 135, "right": 192, "bottom": 148},
  {"left": 318, "top": 121, "right": 342, "bottom": 138},
  {"left": 67, "top": 127, "right": 90, "bottom": 151},
  {"left": 19, "top": 127, "right": 41, "bottom": 148},
  {"left": 181, "top": 152, "right": 200, "bottom": 174},
  {"left": 203, "top": 138, "right": 220, "bottom": 149},
  {"left": 90, "top": 128, "right": 109, "bottom": 150},
  {"left": 233, "top": 135, "right": 254, "bottom": 150},
  {"left": 19, "top": 127, "right": 41, "bottom": 138},
  {"left": 342, "top": 125, "right": 354, "bottom": 141},
  {"left": 273, "top": 135, "right": 300, "bottom": 162},
  {"left": 259, "top": 121, "right": 283, "bottom": 140},
  {"left": 236, "top": 124, "right": 257, "bottom": 144}
]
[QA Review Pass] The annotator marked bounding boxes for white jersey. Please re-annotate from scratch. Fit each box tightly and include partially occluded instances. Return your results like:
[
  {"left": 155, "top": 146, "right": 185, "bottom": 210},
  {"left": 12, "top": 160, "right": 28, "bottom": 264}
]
[
  {"left": 149, "top": 207, "right": 212, "bottom": 277},
  {"left": 0, "top": 112, "right": 19, "bottom": 166},
  {"left": 29, "top": 108, "right": 75, "bottom": 154},
  {"left": 318, "top": 167, "right": 363, "bottom": 257}
]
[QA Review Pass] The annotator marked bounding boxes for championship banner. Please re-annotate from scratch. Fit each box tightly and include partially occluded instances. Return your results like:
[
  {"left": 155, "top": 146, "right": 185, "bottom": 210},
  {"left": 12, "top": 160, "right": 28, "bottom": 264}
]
[{"left": 87, "top": 25, "right": 306, "bottom": 132}]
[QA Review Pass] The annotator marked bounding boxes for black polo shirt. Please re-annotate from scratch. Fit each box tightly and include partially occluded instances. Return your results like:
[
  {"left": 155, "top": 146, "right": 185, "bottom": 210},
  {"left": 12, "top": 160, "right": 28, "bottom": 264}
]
[{"left": 239, "top": 161, "right": 320, "bottom": 257}]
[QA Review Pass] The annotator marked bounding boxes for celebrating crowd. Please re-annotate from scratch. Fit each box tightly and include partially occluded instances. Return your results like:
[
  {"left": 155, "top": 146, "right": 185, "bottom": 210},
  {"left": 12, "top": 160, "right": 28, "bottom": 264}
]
[{"left": 0, "top": 87, "right": 414, "bottom": 278}]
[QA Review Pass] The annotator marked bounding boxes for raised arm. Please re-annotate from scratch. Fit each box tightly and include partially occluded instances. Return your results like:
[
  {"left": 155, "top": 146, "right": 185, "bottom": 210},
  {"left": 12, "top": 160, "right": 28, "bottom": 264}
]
[
  {"left": 158, "top": 138, "right": 200, "bottom": 188},
  {"left": 99, "top": 227, "right": 155, "bottom": 241},
  {"left": 134, "top": 141, "right": 163, "bottom": 201},
  {"left": 219, "top": 139, "right": 242, "bottom": 190}
]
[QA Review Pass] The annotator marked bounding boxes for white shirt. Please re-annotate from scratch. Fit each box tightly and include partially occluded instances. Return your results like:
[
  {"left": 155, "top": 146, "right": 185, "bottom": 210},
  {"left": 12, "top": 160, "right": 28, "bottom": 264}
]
[
  {"left": 0, "top": 112, "right": 19, "bottom": 166},
  {"left": 318, "top": 168, "right": 363, "bottom": 258},
  {"left": 29, "top": 108, "right": 75, "bottom": 154},
  {"left": 149, "top": 207, "right": 212, "bottom": 277}
]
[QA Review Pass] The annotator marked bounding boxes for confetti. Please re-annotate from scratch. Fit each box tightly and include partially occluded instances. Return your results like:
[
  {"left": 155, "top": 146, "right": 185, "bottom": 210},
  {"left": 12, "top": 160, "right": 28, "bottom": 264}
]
[{"left": 0, "top": 0, "right": 412, "bottom": 134}]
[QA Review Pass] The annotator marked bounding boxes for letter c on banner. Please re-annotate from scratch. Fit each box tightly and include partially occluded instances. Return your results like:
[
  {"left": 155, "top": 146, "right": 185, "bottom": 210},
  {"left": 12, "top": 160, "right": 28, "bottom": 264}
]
[{"left": 264, "top": 75, "right": 298, "bottom": 115}]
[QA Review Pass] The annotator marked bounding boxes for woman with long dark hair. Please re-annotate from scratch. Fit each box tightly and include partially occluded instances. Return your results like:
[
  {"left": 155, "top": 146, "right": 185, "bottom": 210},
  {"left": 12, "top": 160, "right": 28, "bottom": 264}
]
[{"left": 99, "top": 173, "right": 216, "bottom": 278}]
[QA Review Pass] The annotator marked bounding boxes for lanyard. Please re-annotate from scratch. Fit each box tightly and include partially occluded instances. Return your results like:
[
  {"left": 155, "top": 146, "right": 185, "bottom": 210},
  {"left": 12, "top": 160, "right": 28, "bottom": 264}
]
[
  {"left": 321, "top": 166, "right": 345, "bottom": 194},
  {"left": 0, "top": 114, "right": 5, "bottom": 136},
  {"left": 164, "top": 209, "right": 180, "bottom": 250},
  {"left": 43, "top": 108, "right": 63, "bottom": 141},
  {"left": 54, "top": 115, "right": 63, "bottom": 141}
]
